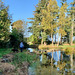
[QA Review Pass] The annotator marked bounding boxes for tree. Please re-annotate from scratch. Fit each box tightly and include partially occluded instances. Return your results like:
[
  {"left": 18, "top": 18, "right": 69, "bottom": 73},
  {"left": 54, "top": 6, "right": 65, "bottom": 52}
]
[
  {"left": 11, "top": 20, "right": 24, "bottom": 33},
  {"left": 0, "top": 0, "right": 11, "bottom": 47},
  {"left": 10, "top": 20, "right": 29, "bottom": 48},
  {"left": 58, "top": 0, "right": 68, "bottom": 45},
  {"left": 28, "top": 0, "right": 48, "bottom": 44},
  {"left": 41, "top": 0, "right": 59, "bottom": 45},
  {"left": 69, "top": 0, "right": 75, "bottom": 45},
  {"left": 41, "top": 32, "right": 47, "bottom": 45},
  {"left": 10, "top": 28, "right": 23, "bottom": 48}
]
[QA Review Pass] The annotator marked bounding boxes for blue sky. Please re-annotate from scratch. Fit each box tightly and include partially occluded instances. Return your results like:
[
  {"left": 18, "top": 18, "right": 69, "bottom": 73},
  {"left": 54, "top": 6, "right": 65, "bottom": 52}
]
[
  {"left": 4, "top": 0, "right": 73, "bottom": 23},
  {"left": 4, "top": 0, "right": 38, "bottom": 22}
]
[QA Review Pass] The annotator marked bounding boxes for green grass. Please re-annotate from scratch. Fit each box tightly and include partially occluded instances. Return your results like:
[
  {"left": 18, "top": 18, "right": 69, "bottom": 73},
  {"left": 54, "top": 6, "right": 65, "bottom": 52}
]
[
  {"left": 59, "top": 45, "right": 75, "bottom": 49},
  {"left": 0, "top": 48, "right": 12, "bottom": 58},
  {"left": 12, "top": 51, "right": 37, "bottom": 66}
]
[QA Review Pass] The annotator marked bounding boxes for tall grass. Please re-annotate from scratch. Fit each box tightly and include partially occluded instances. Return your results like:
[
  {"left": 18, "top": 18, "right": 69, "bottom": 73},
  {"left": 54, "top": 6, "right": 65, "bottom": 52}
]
[
  {"left": 0, "top": 48, "right": 12, "bottom": 58},
  {"left": 12, "top": 52, "right": 37, "bottom": 66}
]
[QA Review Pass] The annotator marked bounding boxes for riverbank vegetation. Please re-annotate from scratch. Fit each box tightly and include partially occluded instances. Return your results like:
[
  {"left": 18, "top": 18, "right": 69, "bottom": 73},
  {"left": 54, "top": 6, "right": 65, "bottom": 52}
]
[
  {"left": 0, "top": 48, "right": 37, "bottom": 75},
  {"left": 0, "top": 48, "right": 37, "bottom": 65},
  {"left": 12, "top": 51, "right": 37, "bottom": 65}
]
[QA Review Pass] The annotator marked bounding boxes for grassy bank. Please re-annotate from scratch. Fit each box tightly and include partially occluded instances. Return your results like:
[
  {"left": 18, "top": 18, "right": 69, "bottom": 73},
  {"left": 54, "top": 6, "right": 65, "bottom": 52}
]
[
  {"left": 38, "top": 44, "right": 75, "bottom": 50},
  {"left": 0, "top": 48, "right": 12, "bottom": 58},
  {"left": 59, "top": 45, "right": 75, "bottom": 49},
  {"left": 0, "top": 48, "right": 37, "bottom": 75},
  {"left": 12, "top": 51, "right": 37, "bottom": 65},
  {"left": 0, "top": 48, "right": 37, "bottom": 65},
  {"left": 38, "top": 45, "right": 62, "bottom": 50}
]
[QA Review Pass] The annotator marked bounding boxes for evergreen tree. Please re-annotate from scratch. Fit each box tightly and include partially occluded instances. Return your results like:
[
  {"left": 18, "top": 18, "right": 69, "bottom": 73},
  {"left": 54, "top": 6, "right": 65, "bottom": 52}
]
[{"left": 0, "top": 0, "right": 11, "bottom": 47}]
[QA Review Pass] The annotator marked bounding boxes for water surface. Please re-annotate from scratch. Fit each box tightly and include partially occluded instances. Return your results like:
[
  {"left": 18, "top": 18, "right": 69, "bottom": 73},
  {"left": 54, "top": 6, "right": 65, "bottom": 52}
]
[{"left": 28, "top": 48, "right": 75, "bottom": 75}]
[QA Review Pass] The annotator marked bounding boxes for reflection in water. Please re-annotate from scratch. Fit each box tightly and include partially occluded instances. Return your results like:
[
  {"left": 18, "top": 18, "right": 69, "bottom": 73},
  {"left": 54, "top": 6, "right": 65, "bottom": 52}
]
[
  {"left": 27, "top": 48, "right": 34, "bottom": 52},
  {"left": 28, "top": 48, "right": 75, "bottom": 75}
]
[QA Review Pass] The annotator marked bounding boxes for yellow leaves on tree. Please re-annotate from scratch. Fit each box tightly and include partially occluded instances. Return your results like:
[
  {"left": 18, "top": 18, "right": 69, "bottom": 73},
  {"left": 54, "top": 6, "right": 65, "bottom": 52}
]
[{"left": 12, "top": 20, "right": 24, "bottom": 33}]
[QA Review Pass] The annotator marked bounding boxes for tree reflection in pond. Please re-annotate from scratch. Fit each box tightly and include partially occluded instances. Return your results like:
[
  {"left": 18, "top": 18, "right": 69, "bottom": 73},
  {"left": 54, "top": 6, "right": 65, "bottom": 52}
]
[{"left": 28, "top": 49, "right": 75, "bottom": 75}]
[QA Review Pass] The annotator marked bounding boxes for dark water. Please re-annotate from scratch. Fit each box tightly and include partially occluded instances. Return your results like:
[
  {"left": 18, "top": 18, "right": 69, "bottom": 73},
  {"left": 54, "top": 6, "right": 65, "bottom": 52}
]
[
  {"left": 0, "top": 72, "right": 2, "bottom": 75},
  {"left": 28, "top": 48, "right": 75, "bottom": 75}
]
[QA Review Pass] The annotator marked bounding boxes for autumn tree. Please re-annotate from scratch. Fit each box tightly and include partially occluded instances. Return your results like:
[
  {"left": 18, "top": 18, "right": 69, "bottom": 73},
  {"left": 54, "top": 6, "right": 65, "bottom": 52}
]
[
  {"left": 11, "top": 20, "right": 24, "bottom": 33},
  {"left": 41, "top": 0, "right": 59, "bottom": 45},
  {"left": 28, "top": 0, "right": 48, "bottom": 44},
  {"left": 69, "top": 0, "right": 75, "bottom": 45},
  {"left": 57, "top": 0, "right": 68, "bottom": 45}
]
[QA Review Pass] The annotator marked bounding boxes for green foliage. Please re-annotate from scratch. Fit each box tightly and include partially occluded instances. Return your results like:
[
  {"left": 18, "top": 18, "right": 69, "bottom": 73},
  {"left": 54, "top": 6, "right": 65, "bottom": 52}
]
[
  {"left": 12, "top": 20, "right": 24, "bottom": 33},
  {"left": 10, "top": 28, "right": 23, "bottom": 48},
  {"left": 41, "top": 0, "right": 59, "bottom": 45},
  {"left": 73, "top": 39, "right": 75, "bottom": 44},
  {"left": 58, "top": 0, "right": 68, "bottom": 38},
  {"left": 28, "top": 0, "right": 48, "bottom": 44},
  {"left": 12, "top": 52, "right": 37, "bottom": 65},
  {"left": 28, "top": 34, "right": 40, "bottom": 44},
  {"left": 29, "top": 0, "right": 74, "bottom": 45},
  {"left": 0, "top": 48, "right": 12, "bottom": 58},
  {"left": 41, "top": 32, "right": 47, "bottom": 42},
  {"left": 0, "top": 0, "right": 11, "bottom": 47}
]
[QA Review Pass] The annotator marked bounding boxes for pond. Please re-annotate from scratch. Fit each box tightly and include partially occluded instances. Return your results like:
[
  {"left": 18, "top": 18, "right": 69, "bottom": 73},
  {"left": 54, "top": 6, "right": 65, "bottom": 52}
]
[{"left": 28, "top": 48, "right": 75, "bottom": 75}]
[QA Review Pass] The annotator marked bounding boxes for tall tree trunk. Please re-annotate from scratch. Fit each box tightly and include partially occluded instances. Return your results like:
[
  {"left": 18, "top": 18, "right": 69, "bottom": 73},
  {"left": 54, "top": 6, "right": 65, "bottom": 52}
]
[
  {"left": 51, "top": 51, "right": 53, "bottom": 65},
  {"left": 55, "top": 34, "right": 56, "bottom": 44},
  {"left": 51, "top": 33, "right": 53, "bottom": 46},
  {"left": 70, "top": 13, "right": 74, "bottom": 45},
  {"left": 60, "top": 52, "right": 63, "bottom": 61},
  {"left": 70, "top": 24, "right": 73, "bottom": 45},
  {"left": 60, "top": 34, "right": 62, "bottom": 45},
  {"left": 57, "top": 34, "right": 59, "bottom": 46},
  {"left": 41, "top": 39, "right": 43, "bottom": 45},
  {"left": 70, "top": 54, "right": 73, "bottom": 74}
]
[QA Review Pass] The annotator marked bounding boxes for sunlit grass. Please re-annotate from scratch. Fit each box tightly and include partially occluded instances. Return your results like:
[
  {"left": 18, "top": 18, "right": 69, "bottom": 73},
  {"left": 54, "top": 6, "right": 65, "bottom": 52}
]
[
  {"left": 38, "top": 44, "right": 75, "bottom": 52},
  {"left": 59, "top": 45, "right": 75, "bottom": 49},
  {"left": 38, "top": 45, "right": 62, "bottom": 50}
]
